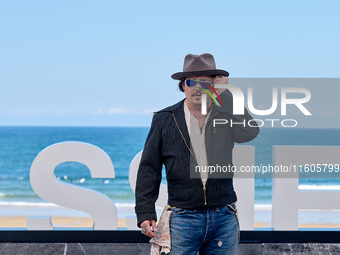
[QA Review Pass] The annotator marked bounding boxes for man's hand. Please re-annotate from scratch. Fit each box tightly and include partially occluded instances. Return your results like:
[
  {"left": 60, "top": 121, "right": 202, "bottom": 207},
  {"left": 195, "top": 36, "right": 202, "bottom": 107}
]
[
  {"left": 214, "top": 76, "right": 229, "bottom": 94},
  {"left": 141, "top": 219, "right": 157, "bottom": 238}
]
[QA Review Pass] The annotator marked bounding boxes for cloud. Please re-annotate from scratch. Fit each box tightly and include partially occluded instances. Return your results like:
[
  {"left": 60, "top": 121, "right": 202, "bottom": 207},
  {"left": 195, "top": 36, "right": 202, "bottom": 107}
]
[
  {"left": 94, "top": 107, "right": 159, "bottom": 115},
  {"left": 93, "top": 109, "right": 104, "bottom": 115},
  {"left": 10, "top": 109, "right": 42, "bottom": 117},
  {"left": 107, "top": 108, "right": 135, "bottom": 115},
  {"left": 138, "top": 108, "right": 159, "bottom": 114}
]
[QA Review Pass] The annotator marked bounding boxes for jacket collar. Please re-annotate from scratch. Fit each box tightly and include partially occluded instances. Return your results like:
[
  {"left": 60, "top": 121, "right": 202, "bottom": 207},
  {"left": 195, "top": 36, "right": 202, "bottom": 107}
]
[
  {"left": 155, "top": 98, "right": 227, "bottom": 146},
  {"left": 173, "top": 99, "right": 190, "bottom": 145},
  {"left": 156, "top": 99, "right": 189, "bottom": 146}
]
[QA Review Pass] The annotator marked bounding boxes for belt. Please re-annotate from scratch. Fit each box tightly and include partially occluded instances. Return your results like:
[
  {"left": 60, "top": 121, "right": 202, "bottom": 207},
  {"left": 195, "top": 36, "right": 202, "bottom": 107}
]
[{"left": 190, "top": 204, "right": 228, "bottom": 211}]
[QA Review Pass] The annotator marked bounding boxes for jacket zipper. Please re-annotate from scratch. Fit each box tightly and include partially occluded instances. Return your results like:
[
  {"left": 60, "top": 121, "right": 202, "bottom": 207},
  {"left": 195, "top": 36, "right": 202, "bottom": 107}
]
[
  {"left": 203, "top": 183, "right": 207, "bottom": 205},
  {"left": 172, "top": 111, "right": 218, "bottom": 206},
  {"left": 172, "top": 113, "right": 198, "bottom": 163}
]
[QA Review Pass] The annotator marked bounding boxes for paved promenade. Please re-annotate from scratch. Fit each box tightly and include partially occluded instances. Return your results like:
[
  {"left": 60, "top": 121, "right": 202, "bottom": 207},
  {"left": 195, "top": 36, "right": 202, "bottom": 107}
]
[{"left": 1, "top": 243, "right": 340, "bottom": 254}]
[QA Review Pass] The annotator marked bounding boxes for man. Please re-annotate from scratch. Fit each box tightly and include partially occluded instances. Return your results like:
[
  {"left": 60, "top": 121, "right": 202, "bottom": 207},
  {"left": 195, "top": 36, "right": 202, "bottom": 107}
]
[{"left": 135, "top": 53, "right": 259, "bottom": 254}]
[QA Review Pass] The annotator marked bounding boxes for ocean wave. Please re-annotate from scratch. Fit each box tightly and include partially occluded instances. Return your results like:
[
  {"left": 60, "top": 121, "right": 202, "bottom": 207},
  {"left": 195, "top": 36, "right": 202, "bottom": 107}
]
[
  {"left": 299, "top": 185, "right": 340, "bottom": 190},
  {"left": 254, "top": 204, "right": 272, "bottom": 210},
  {"left": 0, "top": 201, "right": 137, "bottom": 209},
  {"left": 0, "top": 201, "right": 58, "bottom": 207}
]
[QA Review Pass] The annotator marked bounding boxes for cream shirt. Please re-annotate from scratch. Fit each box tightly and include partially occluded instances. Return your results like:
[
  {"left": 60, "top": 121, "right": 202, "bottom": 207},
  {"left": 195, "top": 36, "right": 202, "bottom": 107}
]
[{"left": 184, "top": 100, "right": 211, "bottom": 185}]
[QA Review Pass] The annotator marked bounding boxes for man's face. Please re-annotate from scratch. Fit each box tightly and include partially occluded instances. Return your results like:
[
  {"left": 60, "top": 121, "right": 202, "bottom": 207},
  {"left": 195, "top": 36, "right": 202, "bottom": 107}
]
[{"left": 182, "top": 76, "right": 213, "bottom": 109}]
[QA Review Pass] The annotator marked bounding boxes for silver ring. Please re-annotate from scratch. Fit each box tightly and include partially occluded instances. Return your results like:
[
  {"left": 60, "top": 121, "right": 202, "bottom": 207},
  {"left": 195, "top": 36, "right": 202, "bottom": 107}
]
[{"left": 141, "top": 226, "right": 147, "bottom": 235}]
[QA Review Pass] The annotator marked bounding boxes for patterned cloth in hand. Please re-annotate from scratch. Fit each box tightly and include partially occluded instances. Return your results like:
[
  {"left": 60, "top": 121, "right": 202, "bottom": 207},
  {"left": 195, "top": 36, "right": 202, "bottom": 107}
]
[{"left": 150, "top": 204, "right": 174, "bottom": 255}]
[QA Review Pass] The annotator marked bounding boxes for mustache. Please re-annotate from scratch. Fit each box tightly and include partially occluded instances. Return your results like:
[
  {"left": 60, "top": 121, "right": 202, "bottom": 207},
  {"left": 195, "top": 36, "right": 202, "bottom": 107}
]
[{"left": 192, "top": 92, "right": 203, "bottom": 96}]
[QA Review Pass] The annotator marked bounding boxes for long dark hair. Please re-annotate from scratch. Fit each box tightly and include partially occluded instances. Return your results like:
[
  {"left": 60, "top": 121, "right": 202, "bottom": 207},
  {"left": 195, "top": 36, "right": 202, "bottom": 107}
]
[{"left": 178, "top": 79, "right": 185, "bottom": 92}]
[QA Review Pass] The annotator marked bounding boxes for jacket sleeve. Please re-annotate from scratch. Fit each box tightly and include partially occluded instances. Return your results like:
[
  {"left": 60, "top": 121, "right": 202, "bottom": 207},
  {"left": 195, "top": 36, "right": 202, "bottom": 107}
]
[
  {"left": 135, "top": 113, "right": 163, "bottom": 228},
  {"left": 219, "top": 89, "right": 260, "bottom": 143}
]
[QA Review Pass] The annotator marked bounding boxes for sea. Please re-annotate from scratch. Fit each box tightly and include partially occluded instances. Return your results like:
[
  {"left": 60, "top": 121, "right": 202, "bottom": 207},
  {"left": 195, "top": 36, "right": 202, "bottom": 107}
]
[{"left": 0, "top": 126, "right": 340, "bottom": 218}]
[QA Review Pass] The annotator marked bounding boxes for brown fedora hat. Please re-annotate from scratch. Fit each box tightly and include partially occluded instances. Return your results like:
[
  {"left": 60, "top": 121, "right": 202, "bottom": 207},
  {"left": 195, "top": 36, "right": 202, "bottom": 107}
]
[{"left": 171, "top": 53, "right": 229, "bottom": 80}]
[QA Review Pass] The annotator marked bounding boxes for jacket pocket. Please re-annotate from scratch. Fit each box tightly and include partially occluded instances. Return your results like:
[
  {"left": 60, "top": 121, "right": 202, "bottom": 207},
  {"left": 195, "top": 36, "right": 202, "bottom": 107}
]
[{"left": 166, "top": 159, "right": 176, "bottom": 183}]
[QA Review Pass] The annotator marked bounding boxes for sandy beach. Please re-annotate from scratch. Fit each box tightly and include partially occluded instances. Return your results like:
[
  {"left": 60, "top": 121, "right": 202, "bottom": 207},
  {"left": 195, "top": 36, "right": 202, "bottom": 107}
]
[
  {"left": 0, "top": 216, "right": 126, "bottom": 228},
  {"left": 2, "top": 216, "right": 340, "bottom": 229},
  {"left": 1, "top": 203, "right": 340, "bottom": 229},
  {"left": 0, "top": 216, "right": 266, "bottom": 228}
]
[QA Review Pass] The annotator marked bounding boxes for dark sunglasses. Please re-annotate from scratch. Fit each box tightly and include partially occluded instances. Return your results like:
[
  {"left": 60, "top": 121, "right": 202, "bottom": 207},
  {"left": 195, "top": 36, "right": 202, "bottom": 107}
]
[{"left": 185, "top": 79, "right": 212, "bottom": 90}]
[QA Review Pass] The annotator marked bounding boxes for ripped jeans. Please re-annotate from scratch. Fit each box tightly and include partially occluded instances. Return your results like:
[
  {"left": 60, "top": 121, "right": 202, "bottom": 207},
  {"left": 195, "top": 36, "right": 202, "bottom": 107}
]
[{"left": 165, "top": 203, "right": 239, "bottom": 255}]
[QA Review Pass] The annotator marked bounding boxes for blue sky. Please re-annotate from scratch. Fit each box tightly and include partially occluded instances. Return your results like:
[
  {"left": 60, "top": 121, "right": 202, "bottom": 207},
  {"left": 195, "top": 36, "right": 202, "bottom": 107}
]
[{"left": 0, "top": 0, "right": 339, "bottom": 127}]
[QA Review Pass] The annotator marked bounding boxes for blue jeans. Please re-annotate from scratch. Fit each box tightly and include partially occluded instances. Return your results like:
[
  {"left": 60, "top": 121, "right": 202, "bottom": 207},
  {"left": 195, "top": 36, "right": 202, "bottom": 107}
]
[{"left": 165, "top": 203, "right": 239, "bottom": 255}]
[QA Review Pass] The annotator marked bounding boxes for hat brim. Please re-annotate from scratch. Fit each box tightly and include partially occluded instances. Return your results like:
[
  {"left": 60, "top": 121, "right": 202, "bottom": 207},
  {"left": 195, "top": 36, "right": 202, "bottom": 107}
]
[{"left": 171, "top": 69, "right": 229, "bottom": 80}]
